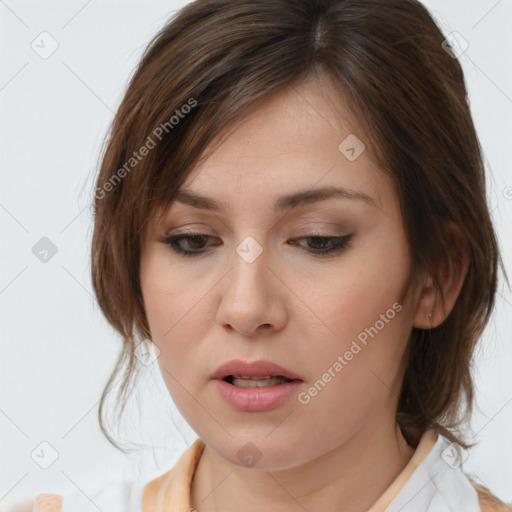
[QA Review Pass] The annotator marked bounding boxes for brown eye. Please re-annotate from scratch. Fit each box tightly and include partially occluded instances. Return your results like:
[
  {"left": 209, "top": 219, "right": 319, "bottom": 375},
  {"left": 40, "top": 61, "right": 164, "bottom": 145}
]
[
  {"left": 163, "top": 233, "right": 219, "bottom": 256},
  {"left": 296, "top": 234, "right": 353, "bottom": 255}
]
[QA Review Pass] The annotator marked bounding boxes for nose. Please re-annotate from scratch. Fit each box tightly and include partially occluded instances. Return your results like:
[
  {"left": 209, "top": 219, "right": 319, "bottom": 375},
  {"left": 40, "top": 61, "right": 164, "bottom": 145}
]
[{"left": 215, "top": 236, "right": 287, "bottom": 337}]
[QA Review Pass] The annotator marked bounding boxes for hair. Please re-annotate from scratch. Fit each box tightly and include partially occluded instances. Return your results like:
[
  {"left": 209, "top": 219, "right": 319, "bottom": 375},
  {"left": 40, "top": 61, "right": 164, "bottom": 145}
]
[{"left": 91, "top": 0, "right": 505, "bottom": 461}]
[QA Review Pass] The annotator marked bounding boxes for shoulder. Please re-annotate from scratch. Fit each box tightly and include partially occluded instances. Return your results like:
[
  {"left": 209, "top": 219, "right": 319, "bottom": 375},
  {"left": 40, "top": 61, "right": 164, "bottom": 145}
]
[
  {"left": 470, "top": 481, "right": 512, "bottom": 512},
  {"left": 389, "top": 430, "right": 510, "bottom": 512}
]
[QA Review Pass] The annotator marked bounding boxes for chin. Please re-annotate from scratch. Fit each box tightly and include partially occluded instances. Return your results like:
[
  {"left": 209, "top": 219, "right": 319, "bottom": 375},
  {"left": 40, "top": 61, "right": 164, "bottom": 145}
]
[{"left": 204, "top": 431, "right": 317, "bottom": 471}]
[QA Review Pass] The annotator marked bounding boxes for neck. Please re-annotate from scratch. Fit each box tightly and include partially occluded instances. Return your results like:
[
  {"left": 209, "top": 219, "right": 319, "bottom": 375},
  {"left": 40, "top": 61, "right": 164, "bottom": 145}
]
[{"left": 191, "top": 422, "right": 415, "bottom": 512}]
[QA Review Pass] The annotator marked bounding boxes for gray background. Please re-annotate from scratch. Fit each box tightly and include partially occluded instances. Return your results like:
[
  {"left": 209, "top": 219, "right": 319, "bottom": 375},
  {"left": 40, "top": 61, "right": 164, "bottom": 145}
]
[{"left": 1, "top": 0, "right": 511, "bottom": 506}]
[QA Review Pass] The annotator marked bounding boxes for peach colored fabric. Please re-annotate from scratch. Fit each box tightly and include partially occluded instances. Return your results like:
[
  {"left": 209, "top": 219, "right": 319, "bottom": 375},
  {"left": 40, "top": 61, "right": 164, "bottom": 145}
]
[
  {"left": 142, "top": 438, "right": 204, "bottom": 512},
  {"left": 32, "top": 494, "right": 63, "bottom": 512}
]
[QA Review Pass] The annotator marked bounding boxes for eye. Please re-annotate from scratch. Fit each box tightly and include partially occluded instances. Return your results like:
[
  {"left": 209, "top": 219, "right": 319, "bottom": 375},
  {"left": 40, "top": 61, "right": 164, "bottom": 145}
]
[
  {"left": 161, "top": 232, "right": 353, "bottom": 257},
  {"left": 162, "top": 232, "right": 220, "bottom": 257},
  {"left": 291, "top": 233, "right": 353, "bottom": 255}
]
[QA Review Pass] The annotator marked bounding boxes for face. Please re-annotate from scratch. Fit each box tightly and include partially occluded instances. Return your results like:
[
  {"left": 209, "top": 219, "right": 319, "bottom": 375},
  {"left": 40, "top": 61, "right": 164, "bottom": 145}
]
[{"left": 140, "top": 74, "right": 421, "bottom": 470}]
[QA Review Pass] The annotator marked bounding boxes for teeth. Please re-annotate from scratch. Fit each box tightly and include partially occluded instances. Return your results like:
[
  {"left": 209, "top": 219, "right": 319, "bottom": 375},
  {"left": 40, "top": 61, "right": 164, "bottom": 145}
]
[
  {"left": 232, "top": 374, "right": 275, "bottom": 380},
  {"left": 231, "top": 376, "right": 291, "bottom": 388}
]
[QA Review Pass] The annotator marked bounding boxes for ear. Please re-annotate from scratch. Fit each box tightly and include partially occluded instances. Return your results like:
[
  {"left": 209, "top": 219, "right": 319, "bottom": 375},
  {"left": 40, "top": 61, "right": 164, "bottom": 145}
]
[{"left": 413, "top": 222, "right": 469, "bottom": 329}]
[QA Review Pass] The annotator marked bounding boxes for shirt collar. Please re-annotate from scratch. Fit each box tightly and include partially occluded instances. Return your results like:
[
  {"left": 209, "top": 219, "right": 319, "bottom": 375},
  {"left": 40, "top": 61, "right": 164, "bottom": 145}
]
[{"left": 142, "top": 429, "right": 439, "bottom": 512}]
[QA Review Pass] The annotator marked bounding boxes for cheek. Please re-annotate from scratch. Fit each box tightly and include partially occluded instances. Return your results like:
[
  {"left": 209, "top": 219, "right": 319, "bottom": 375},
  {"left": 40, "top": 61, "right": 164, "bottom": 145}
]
[
  {"left": 139, "top": 256, "right": 234, "bottom": 432},
  {"left": 311, "top": 229, "right": 409, "bottom": 343},
  {"left": 141, "top": 275, "right": 214, "bottom": 419},
  {"left": 294, "top": 296, "right": 411, "bottom": 454},
  {"left": 299, "top": 226, "right": 411, "bottom": 400},
  {"left": 140, "top": 247, "right": 211, "bottom": 338},
  {"left": 140, "top": 253, "right": 209, "bottom": 376}
]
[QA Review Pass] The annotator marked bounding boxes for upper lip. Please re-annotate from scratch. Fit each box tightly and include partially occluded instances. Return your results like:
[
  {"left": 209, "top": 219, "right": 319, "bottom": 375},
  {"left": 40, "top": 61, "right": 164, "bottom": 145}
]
[{"left": 212, "top": 359, "right": 304, "bottom": 381}]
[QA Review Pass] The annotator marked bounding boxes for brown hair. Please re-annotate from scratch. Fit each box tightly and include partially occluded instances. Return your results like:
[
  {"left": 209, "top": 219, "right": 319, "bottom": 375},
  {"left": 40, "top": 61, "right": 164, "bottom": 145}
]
[{"left": 91, "top": 0, "right": 505, "bottom": 456}]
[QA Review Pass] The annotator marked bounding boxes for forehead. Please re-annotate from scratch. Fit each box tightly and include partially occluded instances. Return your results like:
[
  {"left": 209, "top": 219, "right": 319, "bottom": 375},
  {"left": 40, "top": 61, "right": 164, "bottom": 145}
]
[{"left": 174, "top": 75, "right": 391, "bottom": 215}]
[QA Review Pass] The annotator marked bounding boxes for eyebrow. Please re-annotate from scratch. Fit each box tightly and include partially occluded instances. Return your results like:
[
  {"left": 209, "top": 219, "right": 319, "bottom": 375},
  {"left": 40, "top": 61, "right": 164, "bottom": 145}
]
[{"left": 173, "top": 185, "right": 377, "bottom": 213}]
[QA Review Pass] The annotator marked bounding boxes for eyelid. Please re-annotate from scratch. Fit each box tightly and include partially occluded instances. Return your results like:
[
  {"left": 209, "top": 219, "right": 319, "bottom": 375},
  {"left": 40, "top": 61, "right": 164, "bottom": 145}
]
[
  {"left": 166, "top": 219, "right": 349, "bottom": 234},
  {"left": 165, "top": 228, "right": 347, "bottom": 240}
]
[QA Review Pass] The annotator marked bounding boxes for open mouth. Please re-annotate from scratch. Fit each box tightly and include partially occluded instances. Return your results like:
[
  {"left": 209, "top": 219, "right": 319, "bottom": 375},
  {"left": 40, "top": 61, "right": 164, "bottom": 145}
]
[{"left": 223, "top": 375, "right": 297, "bottom": 388}]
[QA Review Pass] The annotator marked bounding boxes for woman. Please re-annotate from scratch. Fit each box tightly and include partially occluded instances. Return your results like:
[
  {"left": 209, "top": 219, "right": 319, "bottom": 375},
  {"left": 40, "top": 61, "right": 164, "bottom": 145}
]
[{"left": 24, "top": 0, "right": 511, "bottom": 510}]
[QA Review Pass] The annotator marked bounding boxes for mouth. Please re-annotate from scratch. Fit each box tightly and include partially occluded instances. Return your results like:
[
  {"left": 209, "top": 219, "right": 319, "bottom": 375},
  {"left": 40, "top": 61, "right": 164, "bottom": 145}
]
[
  {"left": 223, "top": 375, "right": 299, "bottom": 388},
  {"left": 212, "top": 360, "right": 304, "bottom": 412},
  {"left": 212, "top": 359, "right": 304, "bottom": 387}
]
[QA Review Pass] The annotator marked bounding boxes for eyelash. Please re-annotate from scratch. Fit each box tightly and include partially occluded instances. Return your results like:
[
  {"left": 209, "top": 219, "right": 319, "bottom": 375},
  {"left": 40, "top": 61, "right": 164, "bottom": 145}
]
[{"left": 162, "top": 231, "right": 353, "bottom": 258}]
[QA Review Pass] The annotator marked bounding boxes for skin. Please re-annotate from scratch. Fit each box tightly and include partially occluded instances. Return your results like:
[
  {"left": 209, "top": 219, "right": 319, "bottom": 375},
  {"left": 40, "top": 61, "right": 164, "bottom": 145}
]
[{"left": 139, "top": 72, "right": 468, "bottom": 512}]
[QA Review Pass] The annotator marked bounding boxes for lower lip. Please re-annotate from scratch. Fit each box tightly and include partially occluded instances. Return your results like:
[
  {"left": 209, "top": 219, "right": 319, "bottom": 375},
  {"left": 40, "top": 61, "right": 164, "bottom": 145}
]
[{"left": 214, "top": 379, "right": 303, "bottom": 412}]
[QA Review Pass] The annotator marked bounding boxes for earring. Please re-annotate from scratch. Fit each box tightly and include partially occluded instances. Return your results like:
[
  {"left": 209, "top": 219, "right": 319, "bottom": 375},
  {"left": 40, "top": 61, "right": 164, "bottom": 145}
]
[{"left": 429, "top": 312, "right": 433, "bottom": 319}]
